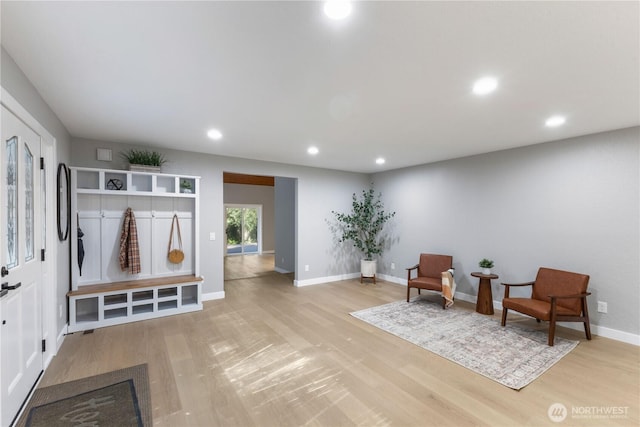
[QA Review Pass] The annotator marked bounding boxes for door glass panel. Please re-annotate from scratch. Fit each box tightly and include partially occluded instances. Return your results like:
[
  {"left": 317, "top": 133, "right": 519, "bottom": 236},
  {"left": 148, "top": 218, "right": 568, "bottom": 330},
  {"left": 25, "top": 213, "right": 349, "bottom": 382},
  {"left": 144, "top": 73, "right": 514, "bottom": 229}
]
[
  {"left": 6, "top": 136, "right": 18, "bottom": 268},
  {"left": 24, "top": 144, "right": 34, "bottom": 261},
  {"left": 226, "top": 207, "right": 242, "bottom": 254},
  {"left": 226, "top": 206, "right": 259, "bottom": 255},
  {"left": 242, "top": 208, "right": 258, "bottom": 254}
]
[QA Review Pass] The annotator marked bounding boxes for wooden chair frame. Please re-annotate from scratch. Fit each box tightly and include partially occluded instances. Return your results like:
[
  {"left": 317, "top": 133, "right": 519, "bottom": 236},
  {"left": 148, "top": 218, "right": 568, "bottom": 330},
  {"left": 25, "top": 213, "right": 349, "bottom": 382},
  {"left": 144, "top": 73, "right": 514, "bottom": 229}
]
[
  {"left": 406, "top": 254, "right": 452, "bottom": 309},
  {"left": 501, "top": 280, "right": 592, "bottom": 346}
]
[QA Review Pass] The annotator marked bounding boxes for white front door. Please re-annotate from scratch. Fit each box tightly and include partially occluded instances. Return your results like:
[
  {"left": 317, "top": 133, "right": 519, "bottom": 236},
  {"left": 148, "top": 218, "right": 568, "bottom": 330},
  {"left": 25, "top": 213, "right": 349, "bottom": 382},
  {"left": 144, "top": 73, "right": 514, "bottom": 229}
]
[{"left": 1, "top": 105, "right": 44, "bottom": 427}]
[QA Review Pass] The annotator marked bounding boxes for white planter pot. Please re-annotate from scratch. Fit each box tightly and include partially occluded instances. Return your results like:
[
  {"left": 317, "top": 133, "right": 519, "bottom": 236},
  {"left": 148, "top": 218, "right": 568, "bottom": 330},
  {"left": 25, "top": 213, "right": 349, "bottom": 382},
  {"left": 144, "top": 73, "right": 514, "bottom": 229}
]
[
  {"left": 482, "top": 268, "right": 492, "bottom": 275},
  {"left": 361, "top": 259, "right": 377, "bottom": 278}
]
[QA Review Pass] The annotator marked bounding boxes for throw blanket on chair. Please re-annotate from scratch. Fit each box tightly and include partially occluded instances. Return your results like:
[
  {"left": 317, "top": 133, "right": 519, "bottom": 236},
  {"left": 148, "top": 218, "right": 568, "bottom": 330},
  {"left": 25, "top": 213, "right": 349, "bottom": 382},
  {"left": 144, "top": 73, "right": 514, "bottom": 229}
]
[
  {"left": 441, "top": 268, "right": 456, "bottom": 308},
  {"left": 119, "top": 207, "right": 141, "bottom": 274}
]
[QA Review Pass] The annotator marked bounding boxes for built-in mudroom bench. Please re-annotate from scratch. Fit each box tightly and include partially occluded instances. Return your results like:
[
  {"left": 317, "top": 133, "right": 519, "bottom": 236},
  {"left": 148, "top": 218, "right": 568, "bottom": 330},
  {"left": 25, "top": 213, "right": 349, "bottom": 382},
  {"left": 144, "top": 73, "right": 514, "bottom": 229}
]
[
  {"left": 67, "top": 275, "right": 203, "bottom": 332},
  {"left": 68, "top": 166, "right": 203, "bottom": 332}
]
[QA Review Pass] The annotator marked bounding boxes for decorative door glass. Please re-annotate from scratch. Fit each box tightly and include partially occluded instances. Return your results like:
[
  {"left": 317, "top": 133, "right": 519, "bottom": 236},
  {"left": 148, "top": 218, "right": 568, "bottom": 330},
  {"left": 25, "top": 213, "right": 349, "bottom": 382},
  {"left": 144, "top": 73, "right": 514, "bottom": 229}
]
[
  {"left": 6, "top": 136, "right": 18, "bottom": 268},
  {"left": 24, "top": 144, "right": 34, "bottom": 261}
]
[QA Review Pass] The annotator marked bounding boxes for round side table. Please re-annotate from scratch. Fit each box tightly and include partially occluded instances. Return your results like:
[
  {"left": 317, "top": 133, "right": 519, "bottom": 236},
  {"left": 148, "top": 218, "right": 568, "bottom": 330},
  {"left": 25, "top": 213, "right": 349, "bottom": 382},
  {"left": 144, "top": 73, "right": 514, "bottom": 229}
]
[{"left": 471, "top": 272, "right": 498, "bottom": 315}]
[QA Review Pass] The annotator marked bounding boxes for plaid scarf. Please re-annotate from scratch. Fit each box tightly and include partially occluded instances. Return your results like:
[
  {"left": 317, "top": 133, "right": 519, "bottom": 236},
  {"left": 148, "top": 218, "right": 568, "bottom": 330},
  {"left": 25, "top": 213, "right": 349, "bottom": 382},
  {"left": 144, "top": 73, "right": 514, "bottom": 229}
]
[{"left": 119, "top": 207, "right": 141, "bottom": 274}]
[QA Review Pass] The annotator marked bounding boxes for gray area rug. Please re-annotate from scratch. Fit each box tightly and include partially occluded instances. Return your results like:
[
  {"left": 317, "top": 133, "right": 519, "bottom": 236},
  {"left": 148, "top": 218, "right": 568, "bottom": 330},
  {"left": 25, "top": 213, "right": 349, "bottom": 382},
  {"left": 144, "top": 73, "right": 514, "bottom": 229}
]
[
  {"left": 16, "top": 364, "right": 151, "bottom": 427},
  {"left": 351, "top": 298, "right": 578, "bottom": 390}
]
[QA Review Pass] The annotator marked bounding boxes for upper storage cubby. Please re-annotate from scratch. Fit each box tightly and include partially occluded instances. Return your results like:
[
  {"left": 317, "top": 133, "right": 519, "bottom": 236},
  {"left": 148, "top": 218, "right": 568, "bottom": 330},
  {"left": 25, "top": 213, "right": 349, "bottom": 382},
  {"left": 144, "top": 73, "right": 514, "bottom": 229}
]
[{"left": 72, "top": 167, "right": 198, "bottom": 197}]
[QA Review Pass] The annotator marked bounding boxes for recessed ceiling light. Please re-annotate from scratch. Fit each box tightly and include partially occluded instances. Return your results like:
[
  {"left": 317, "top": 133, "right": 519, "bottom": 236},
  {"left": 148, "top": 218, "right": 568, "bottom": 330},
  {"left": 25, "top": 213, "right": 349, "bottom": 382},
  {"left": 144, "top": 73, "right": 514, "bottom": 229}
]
[
  {"left": 207, "top": 128, "right": 223, "bottom": 140},
  {"left": 307, "top": 146, "right": 319, "bottom": 155},
  {"left": 545, "top": 115, "right": 566, "bottom": 127},
  {"left": 472, "top": 77, "right": 498, "bottom": 95},
  {"left": 324, "top": 1, "right": 352, "bottom": 20},
  {"left": 375, "top": 157, "right": 385, "bottom": 165}
]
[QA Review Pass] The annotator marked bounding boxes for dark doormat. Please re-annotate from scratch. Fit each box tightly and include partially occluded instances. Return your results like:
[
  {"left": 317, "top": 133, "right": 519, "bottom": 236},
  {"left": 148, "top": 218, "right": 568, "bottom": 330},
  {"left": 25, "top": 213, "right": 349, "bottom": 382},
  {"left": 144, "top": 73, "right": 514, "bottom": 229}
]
[{"left": 15, "top": 364, "right": 151, "bottom": 427}]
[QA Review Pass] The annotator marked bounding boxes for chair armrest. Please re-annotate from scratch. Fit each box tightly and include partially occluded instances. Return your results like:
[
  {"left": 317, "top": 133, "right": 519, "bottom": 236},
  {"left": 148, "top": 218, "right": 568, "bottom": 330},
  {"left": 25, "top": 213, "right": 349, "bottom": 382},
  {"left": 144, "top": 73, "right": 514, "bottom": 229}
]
[
  {"left": 549, "top": 292, "right": 591, "bottom": 299},
  {"left": 500, "top": 281, "right": 535, "bottom": 287},
  {"left": 500, "top": 281, "right": 534, "bottom": 299},
  {"left": 406, "top": 264, "right": 419, "bottom": 282}
]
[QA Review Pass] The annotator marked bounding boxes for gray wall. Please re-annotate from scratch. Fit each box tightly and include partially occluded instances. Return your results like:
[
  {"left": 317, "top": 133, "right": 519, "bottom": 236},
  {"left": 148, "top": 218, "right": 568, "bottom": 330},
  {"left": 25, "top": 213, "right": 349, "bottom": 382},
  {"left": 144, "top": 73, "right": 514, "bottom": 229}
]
[
  {"left": 223, "top": 183, "right": 275, "bottom": 252},
  {"left": 70, "top": 137, "right": 370, "bottom": 294},
  {"left": 274, "top": 177, "right": 296, "bottom": 273},
  {"left": 373, "top": 127, "right": 639, "bottom": 335},
  {"left": 1, "top": 47, "right": 72, "bottom": 337}
]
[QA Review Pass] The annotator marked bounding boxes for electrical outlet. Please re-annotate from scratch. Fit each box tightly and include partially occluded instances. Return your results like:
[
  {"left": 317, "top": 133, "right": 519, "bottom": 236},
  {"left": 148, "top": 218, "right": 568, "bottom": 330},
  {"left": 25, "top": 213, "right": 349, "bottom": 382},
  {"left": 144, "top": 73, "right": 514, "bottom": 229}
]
[
  {"left": 304, "top": 265, "right": 309, "bottom": 272},
  {"left": 209, "top": 232, "right": 216, "bottom": 241},
  {"left": 597, "top": 301, "right": 608, "bottom": 313},
  {"left": 391, "top": 262, "right": 395, "bottom": 270}
]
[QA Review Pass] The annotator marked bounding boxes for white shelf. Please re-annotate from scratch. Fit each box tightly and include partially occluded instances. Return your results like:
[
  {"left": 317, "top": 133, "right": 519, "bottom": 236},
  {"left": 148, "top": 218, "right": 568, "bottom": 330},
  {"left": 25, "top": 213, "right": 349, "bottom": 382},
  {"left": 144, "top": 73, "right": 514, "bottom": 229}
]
[
  {"left": 69, "top": 166, "right": 203, "bottom": 332},
  {"left": 68, "top": 277, "right": 203, "bottom": 332},
  {"left": 74, "top": 167, "right": 198, "bottom": 197}
]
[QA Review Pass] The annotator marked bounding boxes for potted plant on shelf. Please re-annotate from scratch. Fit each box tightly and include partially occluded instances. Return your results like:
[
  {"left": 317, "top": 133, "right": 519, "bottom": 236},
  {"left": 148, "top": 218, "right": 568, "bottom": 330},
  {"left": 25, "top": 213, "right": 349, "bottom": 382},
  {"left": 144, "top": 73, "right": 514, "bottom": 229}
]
[
  {"left": 180, "top": 179, "right": 193, "bottom": 194},
  {"left": 479, "top": 258, "right": 495, "bottom": 275},
  {"left": 121, "top": 149, "right": 167, "bottom": 172},
  {"left": 332, "top": 187, "right": 396, "bottom": 282}
]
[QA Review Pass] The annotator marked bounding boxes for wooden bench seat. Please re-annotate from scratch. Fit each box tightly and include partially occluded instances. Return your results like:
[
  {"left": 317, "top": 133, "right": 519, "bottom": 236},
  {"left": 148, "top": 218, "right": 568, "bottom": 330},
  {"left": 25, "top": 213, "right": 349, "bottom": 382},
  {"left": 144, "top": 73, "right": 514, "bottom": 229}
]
[{"left": 67, "top": 275, "right": 204, "bottom": 297}]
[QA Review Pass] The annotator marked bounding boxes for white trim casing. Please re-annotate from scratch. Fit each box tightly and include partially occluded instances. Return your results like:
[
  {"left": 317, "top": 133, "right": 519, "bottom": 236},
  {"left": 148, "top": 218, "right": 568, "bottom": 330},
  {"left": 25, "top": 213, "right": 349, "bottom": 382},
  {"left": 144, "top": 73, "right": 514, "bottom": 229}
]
[{"left": 202, "top": 291, "right": 225, "bottom": 301}]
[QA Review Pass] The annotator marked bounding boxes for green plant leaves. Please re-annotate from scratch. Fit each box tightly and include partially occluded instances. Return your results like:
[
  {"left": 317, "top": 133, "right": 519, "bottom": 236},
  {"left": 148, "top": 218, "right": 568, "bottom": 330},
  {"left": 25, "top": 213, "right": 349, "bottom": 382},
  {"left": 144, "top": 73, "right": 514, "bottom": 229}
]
[
  {"left": 332, "top": 188, "right": 395, "bottom": 260},
  {"left": 121, "top": 149, "right": 167, "bottom": 166}
]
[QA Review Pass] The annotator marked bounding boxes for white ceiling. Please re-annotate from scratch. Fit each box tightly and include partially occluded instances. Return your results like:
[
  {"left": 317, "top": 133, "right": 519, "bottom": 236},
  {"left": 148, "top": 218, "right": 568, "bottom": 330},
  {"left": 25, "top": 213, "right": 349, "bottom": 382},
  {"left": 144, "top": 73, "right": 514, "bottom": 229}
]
[{"left": 2, "top": 1, "right": 638, "bottom": 173}]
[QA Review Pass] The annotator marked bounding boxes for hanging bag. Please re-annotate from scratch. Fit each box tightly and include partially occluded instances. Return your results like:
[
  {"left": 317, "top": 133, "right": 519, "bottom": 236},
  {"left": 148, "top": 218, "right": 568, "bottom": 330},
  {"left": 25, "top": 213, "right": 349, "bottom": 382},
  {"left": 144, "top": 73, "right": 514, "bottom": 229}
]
[{"left": 168, "top": 214, "right": 185, "bottom": 264}]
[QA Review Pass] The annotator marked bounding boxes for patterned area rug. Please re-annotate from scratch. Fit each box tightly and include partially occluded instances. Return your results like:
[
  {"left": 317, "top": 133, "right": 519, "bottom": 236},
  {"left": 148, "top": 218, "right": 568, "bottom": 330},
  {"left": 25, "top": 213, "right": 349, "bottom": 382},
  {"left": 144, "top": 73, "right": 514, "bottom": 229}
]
[
  {"left": 351, "top": 298, "right": 578, "bottom": 390},
  {"left": 16, "top": 364, "right": 151, "bottom": 427}
]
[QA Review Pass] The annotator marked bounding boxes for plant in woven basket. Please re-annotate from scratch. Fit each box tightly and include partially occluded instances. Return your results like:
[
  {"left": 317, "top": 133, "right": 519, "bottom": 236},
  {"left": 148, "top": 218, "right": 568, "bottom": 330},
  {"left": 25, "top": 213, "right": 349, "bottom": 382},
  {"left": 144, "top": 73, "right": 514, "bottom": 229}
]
[{"left": 121, "top": 149, "right": 167, "bottom": 167}]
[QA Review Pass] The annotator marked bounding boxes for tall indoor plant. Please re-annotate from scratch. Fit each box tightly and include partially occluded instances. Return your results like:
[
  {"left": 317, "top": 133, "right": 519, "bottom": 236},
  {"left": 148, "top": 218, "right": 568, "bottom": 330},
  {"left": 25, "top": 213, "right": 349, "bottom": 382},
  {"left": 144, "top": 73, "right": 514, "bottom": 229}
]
[{"left": 332, "top": 187, "right": 396, "bottom": 280}]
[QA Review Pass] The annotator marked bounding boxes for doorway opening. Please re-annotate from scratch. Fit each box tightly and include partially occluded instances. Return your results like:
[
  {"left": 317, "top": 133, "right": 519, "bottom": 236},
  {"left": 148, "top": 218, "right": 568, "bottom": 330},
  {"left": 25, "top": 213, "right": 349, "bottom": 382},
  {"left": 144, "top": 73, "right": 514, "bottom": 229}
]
[{"left": 222, "top": 172, "right": 295, "bottom": 283}]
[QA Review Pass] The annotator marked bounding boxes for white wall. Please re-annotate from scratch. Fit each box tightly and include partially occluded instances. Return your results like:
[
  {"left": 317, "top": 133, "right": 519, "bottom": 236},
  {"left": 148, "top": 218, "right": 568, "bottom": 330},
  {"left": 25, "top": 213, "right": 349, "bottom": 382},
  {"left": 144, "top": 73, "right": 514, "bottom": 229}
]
[
  {"left": 223, "top": 183, "right": 275, "bottom": 252},
  {"left": 70, "top": 137, "right": 370, "bottom": 295},
  {"left": 373, "top": 127, "right": 639, "bottom": 336}
]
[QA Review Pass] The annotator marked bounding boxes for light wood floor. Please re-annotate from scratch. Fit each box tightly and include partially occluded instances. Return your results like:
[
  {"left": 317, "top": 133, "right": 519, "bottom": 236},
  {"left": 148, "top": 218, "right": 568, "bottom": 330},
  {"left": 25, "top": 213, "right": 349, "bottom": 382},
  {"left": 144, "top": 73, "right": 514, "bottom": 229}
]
[
  {"left": 224, "top": 253, "right": 276, "bottom": 281},
  {"left": 41, "top": 274, "right": 639, "bottom": 426}
]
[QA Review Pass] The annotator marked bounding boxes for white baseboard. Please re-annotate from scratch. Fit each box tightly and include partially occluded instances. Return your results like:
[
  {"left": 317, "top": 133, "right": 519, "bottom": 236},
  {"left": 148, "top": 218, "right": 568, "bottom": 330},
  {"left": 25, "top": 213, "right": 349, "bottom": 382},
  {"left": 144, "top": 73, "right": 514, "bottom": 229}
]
[
  {"left": 294, "top": 272, "right": 360, "bottom": 287},
  {"left": 274, "top": 267, "right": 292, "bottom": 274},
  {"left": 56, "top": 326, "right": 66, "bottom": 352},
  {"left": 377, "top": 273, "right": 405, "bottom": 285},
  {"left": 202, "top": 291, "right": 225, "bottom": 301}
]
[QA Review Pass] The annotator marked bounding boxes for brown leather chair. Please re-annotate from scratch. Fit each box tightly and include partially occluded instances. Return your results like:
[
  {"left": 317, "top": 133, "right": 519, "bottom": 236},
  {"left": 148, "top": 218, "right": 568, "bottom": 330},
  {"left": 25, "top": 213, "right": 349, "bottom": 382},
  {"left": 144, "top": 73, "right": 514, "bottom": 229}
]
[
  {"left": 406, "top": 254, "right": 453, "bottom": 308},
  {"left": 501, "top": 267, "right": 591, "bottom": 346}
]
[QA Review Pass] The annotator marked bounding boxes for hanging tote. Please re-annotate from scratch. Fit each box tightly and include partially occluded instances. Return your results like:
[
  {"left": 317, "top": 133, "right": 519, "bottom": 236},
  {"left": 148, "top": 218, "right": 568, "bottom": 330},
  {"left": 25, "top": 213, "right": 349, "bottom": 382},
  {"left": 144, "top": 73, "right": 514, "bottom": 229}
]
[{"left": 168, "top": 214, "right": 185, "bottom": 264}]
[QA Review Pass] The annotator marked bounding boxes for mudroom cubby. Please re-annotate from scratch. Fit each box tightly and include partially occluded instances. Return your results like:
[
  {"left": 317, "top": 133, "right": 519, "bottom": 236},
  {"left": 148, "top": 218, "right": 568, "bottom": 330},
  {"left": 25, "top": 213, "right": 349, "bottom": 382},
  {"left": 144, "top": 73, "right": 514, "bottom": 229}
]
[{"left": 68, "top": 167, "right": 203, "bottom": 332}]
